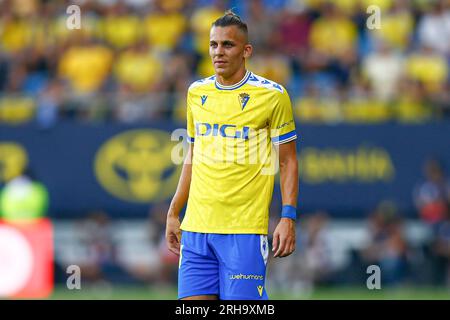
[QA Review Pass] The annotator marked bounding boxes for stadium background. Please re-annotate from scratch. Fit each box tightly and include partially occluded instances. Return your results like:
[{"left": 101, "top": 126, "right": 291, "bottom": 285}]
[{"left": 0, "top": 0, "right": 449, "bottom": 299}]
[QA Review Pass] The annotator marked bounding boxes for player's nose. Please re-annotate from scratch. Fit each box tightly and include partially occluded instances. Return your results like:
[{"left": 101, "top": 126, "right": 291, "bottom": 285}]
[{"left": 214, "top": 44, "right": 225, "bottom": 55}]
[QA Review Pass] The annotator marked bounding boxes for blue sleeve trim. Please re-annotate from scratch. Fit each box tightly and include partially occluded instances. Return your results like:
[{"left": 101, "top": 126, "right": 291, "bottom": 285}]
[{"left": 271, "top": 130, "right": 297, "bottom": 145}]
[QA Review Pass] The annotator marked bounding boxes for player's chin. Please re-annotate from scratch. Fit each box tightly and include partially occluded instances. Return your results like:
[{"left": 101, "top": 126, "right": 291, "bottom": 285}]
[{"left": 214, "top": 67, "right": 229, "bottom": 76}]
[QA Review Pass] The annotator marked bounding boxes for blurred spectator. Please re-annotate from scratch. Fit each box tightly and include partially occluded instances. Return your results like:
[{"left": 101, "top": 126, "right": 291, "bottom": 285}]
[
  {"left": 163, "top": 50, "right": 193, "bottom": 92},
  {"left": 114, "top": 42, "right": 164, "bottom": 93},
  {"left": 417, "top": 0, "right": 450, "bottom": 57},
  {"left": 269, "top": 211, "right": 336, "bottom": 294},
  {"left": 277, "top": 7, "right": 312, "bottom": 70},
  {"left": 430, "top": 82, "right": 450, "bottom": 118},
  {"left": 22, "top": 47, "right": 51, "bottom": 96},
  {"left": 114, "top": 86, "right": 167, "bottom": 122},
  {"left": 0, "top": 12, "right": 34, "bottom": 54},
  {"left": 5, "top": 61, "right": 27, "bottom": 93},
  {"left": 393, "top": 78, "right": 431, "bottom": 123},
  {"left": 245, "top": 0, "right": 276, "bottom": 52},
  {"left": 110, "top": 201, "right": 179, "bottom": 286},
  {"left": 299, "top": 211, "right": 335, "bottom": 285},
  {"left": 405, "top": 44, "right": 448, "bottom": 95},
  {"left": 58, "top": 34, "right": 113, "bottom": 95},
  {"left": 368, "top": 0, "right": 414, "bottom": 52},
  {"left": 362, "top": 40, "right": 404, "bottom": 102},
  {"left": 113, "top": 208, "right": 165, "bottom": 285},
  {"left": 430, "top": 210, "right": 450, "bottom": 286},
  {"left": 36, "top": 80, "right": 62, "bottom": 129},
  {"left": 144, "top": 0, "right": 187, "bottom": 53},
  {"left": 293, "top": 83, "right": 343, "bottom": 123},
  {"left": 0, "top": 94, "right": 35, "bottom": 125},
  {"left": 0, "top": 54, "right": 8, "bottom": 91},
  {"left": 75, "top": 210, "right": 134, "bottom": 284},
  {"left": 359, "top": 201, "right": 409, "bottom": 286},
  {"left": 414, "top": 159, "right": 450, "bottom": 226},
  {"left": 248, "top": 47, "right": 292, "bottom": 86},
  {"left": 100, "top": 1, "right": 142, "bottom": 49},
  {"left": 343, "top": 70, "right": 392, "bottom": 124},
  {"left": 307, "top": 2, "right": 357, "bottom": 86},
  {"left": 0, "top": 167, "right": 49, "bottom": 221},
  {"left": 75, "top": 211, "right": 115, "bottom": 283},
  {"left": 308, "top": 2, "right": 357, "bottom": 62},
  {"left": 190, "top": 0, "right": 225, "bottom": 56}
]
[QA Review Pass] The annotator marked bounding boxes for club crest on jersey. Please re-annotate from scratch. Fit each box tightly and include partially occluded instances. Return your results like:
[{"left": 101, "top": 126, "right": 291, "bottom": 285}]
[
  {"left": 238, "top": 93, "right": 250, "bottom": 110},
  {"left": 201, "top": 95, "right": 208, "bottom": 106}
]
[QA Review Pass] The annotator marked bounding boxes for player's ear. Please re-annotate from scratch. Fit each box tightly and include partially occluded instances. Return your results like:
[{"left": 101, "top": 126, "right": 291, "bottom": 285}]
[{"left": 243, "top": 44, "right": 253, "bottom": 59}]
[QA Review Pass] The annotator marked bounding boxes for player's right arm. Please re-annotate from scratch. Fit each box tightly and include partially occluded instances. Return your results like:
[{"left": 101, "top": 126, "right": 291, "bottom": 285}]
[
  {"left": 166, "top": 143, "right": 193, "bottom": 256},
  {"left": 166, "top": 88, "right": 196, "bottom": 256}
]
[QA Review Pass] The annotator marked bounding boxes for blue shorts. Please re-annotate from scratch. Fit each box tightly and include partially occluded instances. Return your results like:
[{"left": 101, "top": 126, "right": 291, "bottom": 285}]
[{"left": 178, "top": 231, "right": 269, "bottom": 300}]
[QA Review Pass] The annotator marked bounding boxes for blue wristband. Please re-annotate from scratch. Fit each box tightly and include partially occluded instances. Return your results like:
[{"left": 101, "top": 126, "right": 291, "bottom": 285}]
[{"left": 281, "top": 205, "right": 297, "bottom": 220}]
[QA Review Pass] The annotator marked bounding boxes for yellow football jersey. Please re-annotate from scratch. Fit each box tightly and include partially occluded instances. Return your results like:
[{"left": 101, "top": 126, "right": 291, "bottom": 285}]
[{"left": 180, "top": 70, "right": 297, "bottom": 235}]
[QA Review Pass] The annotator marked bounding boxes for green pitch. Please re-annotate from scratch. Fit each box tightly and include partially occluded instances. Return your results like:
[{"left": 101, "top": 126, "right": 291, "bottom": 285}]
[{"left": 47, "top": 285, "right": 450, "bottom": 300}]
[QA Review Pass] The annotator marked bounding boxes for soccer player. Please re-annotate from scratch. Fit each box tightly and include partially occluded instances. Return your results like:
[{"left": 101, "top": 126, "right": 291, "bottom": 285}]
[{"left": 165, "top": 10, "right": 299, "bottom": 300}]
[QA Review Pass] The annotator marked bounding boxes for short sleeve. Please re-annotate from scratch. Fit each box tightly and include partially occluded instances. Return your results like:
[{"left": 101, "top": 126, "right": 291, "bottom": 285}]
[
  {"left": 186, "top": 90, "right": 195, "bottom": 144},
  {"left": 269, "top": 88, "right": 297, "bottom": 145}
]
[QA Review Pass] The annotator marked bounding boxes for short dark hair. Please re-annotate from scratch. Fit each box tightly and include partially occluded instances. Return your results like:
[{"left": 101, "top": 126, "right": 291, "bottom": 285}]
[{"left": 212, "top": 10, "right": 248, "bottom": 38}]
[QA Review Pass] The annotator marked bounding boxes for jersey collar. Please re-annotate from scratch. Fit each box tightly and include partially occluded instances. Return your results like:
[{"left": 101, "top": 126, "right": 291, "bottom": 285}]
[{"left": 215, "top": 70, "right": 251, "bottom": 90}]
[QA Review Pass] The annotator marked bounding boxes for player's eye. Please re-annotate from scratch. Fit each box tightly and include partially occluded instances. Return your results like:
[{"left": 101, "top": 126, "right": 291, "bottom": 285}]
[{"left": 210, "top": 43, "right": 217, "bottom": 48}]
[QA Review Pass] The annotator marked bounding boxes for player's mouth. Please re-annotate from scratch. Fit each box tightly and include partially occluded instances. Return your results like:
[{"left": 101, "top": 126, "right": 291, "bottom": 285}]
[{"left": 214, "top": 61, "right": 227, "bottom": 66}]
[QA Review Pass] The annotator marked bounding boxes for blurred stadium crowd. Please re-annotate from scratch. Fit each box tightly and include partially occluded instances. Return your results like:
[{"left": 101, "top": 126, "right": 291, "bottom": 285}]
[
  {"left": 1, "top": 0, "right": 450, "bottom": 295},
  {"left": 0, "top": 0, "right": 449, "bottom": 127}
]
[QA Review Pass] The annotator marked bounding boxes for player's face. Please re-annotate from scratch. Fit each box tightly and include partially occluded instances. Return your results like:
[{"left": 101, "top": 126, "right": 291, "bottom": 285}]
[{"left": 209, "top": 26, "right": 252, "bottom": 79}]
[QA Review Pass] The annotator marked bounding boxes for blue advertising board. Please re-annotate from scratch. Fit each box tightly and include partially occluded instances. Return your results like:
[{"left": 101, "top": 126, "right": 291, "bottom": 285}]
[{"left": 1, "top": 122, "right": 449, "bottom": 218}]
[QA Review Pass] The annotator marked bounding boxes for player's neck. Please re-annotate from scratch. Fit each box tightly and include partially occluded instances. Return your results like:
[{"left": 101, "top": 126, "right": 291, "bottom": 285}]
[{"left": 216, "top": 68, "right": 248, "bottom": 87}]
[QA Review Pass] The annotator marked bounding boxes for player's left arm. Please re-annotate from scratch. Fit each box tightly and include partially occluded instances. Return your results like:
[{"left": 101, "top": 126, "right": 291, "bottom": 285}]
[
  {"left": 269, "top": 86, "right": 299, "bottom": 258},
  {"left": 272, "top": 140, "right": 298, "bottom": 258}
]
